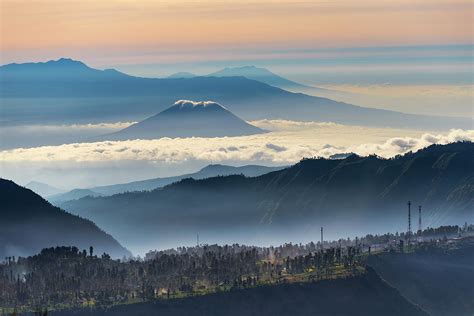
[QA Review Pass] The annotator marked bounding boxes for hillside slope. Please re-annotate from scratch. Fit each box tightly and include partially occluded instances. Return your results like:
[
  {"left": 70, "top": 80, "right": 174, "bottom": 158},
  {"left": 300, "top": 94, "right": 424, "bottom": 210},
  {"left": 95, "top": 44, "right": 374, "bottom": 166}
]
[
  {"left": 368, "top": 238, "right": 474, "bottom": 316},
  {"left": 46, "top": 268, "right": 428, "bottom": 316},
  {"left": 59, "top": 142, "right": 474, "bottom": 251}
]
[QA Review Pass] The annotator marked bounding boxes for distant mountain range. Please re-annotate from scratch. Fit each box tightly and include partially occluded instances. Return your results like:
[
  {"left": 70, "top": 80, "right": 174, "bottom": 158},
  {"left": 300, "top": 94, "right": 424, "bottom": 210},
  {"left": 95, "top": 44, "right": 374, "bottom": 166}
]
[
  {"left": 25, "top": 181, "right": 65, "bottom": 197},
  {"left": 58, "top": 142, "right": 474, "bottom": 252},
  {"left": 100, "top": 100, "right": 265, "bottom": 140},
  {"left": 169, "top": 65, "right": 330, "bottom": 93},
  {"left": 211, "top": 66, "right": 365, "bottom": 102},
  {"left": 49, "top": 189, "right": 104, "bottom": 203},
  {"left": 0, "top": 58, "right": 470, "bottom": 129},
  {"left": 207, "top": 66, "right": 327, "bottom": 92},
  {"left": 169, "top": 65, "right": 353, "bottom": 103},
  {"left": 49, "top": 164, "right": 286, "bottom": 202},
  {"left": 0, "top": 179, "right": 131, "bottom": 259}
]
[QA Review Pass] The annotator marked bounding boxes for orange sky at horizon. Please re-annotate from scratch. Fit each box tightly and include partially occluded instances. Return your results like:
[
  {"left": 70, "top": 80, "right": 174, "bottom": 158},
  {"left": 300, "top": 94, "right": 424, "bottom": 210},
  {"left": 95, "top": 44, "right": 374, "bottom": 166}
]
[{"left": 1, "top": 0, "right": 472, "bottom": 64}]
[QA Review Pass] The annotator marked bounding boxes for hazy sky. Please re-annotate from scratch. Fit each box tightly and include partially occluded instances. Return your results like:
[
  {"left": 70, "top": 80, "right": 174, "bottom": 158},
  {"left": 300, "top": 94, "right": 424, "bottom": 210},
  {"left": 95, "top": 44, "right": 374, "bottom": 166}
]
[
  {"left": 1, "top": 0, "right": 473, "bottom": 187},
  {"left": 2, "top": 1, "right": 472, "bottom": 101},
  {"left": 1, "top": 0, "right": 472, "bottom": 63}
]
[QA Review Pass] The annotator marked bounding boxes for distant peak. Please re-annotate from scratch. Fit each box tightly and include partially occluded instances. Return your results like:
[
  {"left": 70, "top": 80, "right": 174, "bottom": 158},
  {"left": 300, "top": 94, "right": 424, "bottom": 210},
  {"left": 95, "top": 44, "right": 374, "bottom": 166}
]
[
  {"left": 47, "top": 58, "right": 87, "bottom": 67},
  {"left": 167, "top": 72, "right": 196, "bottom": 79},
  {"left": 1, "top": 58, "right": 89, "bottom": 70},
  {"left": 221, "top": 65, "right": 268, "bottom": 72},
  {"left": 57, "top": 57, "right": 74, "bottom": 62},
  {"left": 236, "top": 65, "right": 258, "bottom": 70},
  {"left": 209, "top": 66, "right": 276, "bottom": 78},
  {"left": 172, "top": 100, "right": 228, "bottom": 111},
  {"left": 25, "top": 180, "right": 57, "bottom": 188},
  {"left": 225, "top": 65, "right": 257, "bottom": 69},
  {"left": 200, "top": 164, "right": 226, "bottom": 171}
]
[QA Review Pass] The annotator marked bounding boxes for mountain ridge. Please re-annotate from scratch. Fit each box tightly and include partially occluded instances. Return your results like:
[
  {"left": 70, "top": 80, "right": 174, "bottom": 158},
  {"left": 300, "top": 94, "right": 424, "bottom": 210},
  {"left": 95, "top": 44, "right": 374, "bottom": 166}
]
[
  {"left": 1, "top": 58, "right": 470, "bottom": 129},
  {"left": 58, "top": 142, "right": 474, "bottom": 252},
  {"left": 49, "top": 164, "right": 287, "bottom": 201},
  {"left": 25, "top": 181, "right": 65, "bottom": 197},
  {"left": 49, "top": 189, "right": 104, "bottom": 203},
  {"left": 207, "top": 65, "right": 326, "bottom": 92}
]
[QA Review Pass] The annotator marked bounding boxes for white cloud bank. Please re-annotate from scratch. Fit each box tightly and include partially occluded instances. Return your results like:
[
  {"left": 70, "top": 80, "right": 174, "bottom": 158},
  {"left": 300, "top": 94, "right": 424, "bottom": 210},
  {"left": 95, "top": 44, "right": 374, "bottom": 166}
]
[
  {"left": 350, "top": 129, "right": 474, "bottom": 157},
  {"left": 250, "top": 119, "right": 340, "bottom": 131},
  {"left": 1, "top": 122, "right": 471, "bottom": 188},
  {"left": 1, "top": 123, "right": 472, "bottom": 164}
]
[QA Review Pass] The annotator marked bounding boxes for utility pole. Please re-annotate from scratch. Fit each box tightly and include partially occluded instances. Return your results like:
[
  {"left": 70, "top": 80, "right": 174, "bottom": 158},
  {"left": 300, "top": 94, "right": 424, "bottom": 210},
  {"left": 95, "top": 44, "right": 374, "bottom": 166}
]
[
  {"left": 418, "top": 205, "right": 422, "bottom": 241},
  {"left": 407, "top": 201, "right": 412, "bottom": 247},
  {"left": 320, "top": 227, "right": 324, "bottom": 250},
  {"left": 197, "top": 234, "right": 199, "bottom": 248}
]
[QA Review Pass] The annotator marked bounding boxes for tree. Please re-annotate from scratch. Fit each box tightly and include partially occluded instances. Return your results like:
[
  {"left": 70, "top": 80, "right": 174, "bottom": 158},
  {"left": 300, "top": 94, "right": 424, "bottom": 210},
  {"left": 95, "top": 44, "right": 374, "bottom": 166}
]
[{"left": 89, "top": 246, "right": 94, "bottom": 257}]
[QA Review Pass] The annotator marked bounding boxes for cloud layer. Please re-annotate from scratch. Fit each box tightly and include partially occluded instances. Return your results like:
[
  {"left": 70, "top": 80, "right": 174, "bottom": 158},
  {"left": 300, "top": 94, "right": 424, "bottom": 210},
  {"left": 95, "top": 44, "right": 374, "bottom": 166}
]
[
  {"left": 2, "top": 121, "right": 471, "bottom": 188},
  {"left": 1, "top": 122, "right": 472, "bottom": 164}
]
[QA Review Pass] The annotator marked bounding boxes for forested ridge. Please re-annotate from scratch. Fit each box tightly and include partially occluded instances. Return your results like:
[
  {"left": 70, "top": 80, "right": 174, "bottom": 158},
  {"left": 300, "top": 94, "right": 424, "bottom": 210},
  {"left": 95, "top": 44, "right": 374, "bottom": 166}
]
[{"left": 1, "top": 226, "right": 472, "bottom": 315}]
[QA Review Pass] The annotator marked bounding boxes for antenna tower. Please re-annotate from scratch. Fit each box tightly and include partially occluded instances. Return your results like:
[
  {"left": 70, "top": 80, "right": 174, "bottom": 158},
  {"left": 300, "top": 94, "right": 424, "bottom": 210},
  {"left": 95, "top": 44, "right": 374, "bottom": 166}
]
[
  {"left": 320, "top": 227, "right": 324, "bottom": 249},
  {"left": 418, "top": 205, "right": 422, "bottom": 241},
  {"left": 407, "top": 201, "right": 412, "bottom": 245}
]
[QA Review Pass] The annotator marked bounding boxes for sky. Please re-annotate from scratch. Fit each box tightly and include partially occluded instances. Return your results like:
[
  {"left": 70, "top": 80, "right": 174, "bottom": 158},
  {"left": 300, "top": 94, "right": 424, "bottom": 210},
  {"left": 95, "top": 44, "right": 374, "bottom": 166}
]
[
  {"left": 0, "top": 0, "right": 473, "bottom": 188},
  {"left": 2, "top": 0, "right": 472, "bottom": 59},
  {"left": 2, "top": 0, "right": 472, "bottom": 117},
  {"left": 1, "top": 0, "right": 472, "bottom": 70}
]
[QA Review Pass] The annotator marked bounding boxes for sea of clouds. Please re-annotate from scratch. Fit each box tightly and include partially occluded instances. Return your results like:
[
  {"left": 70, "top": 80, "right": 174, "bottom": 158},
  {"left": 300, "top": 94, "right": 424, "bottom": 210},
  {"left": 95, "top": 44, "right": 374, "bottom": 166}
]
[
  {"left": 1, "top": 122, "right": 472, "bottom": 163},
  {"left": 1, "top": 121, "right": 472, "bottom": 188}
]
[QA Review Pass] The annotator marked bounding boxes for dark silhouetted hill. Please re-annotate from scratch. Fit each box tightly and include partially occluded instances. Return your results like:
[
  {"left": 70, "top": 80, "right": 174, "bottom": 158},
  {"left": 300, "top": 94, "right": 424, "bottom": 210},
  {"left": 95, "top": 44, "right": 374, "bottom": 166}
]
[{"left": 0, "top": 179, "right": 131, "bottom": 259}]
